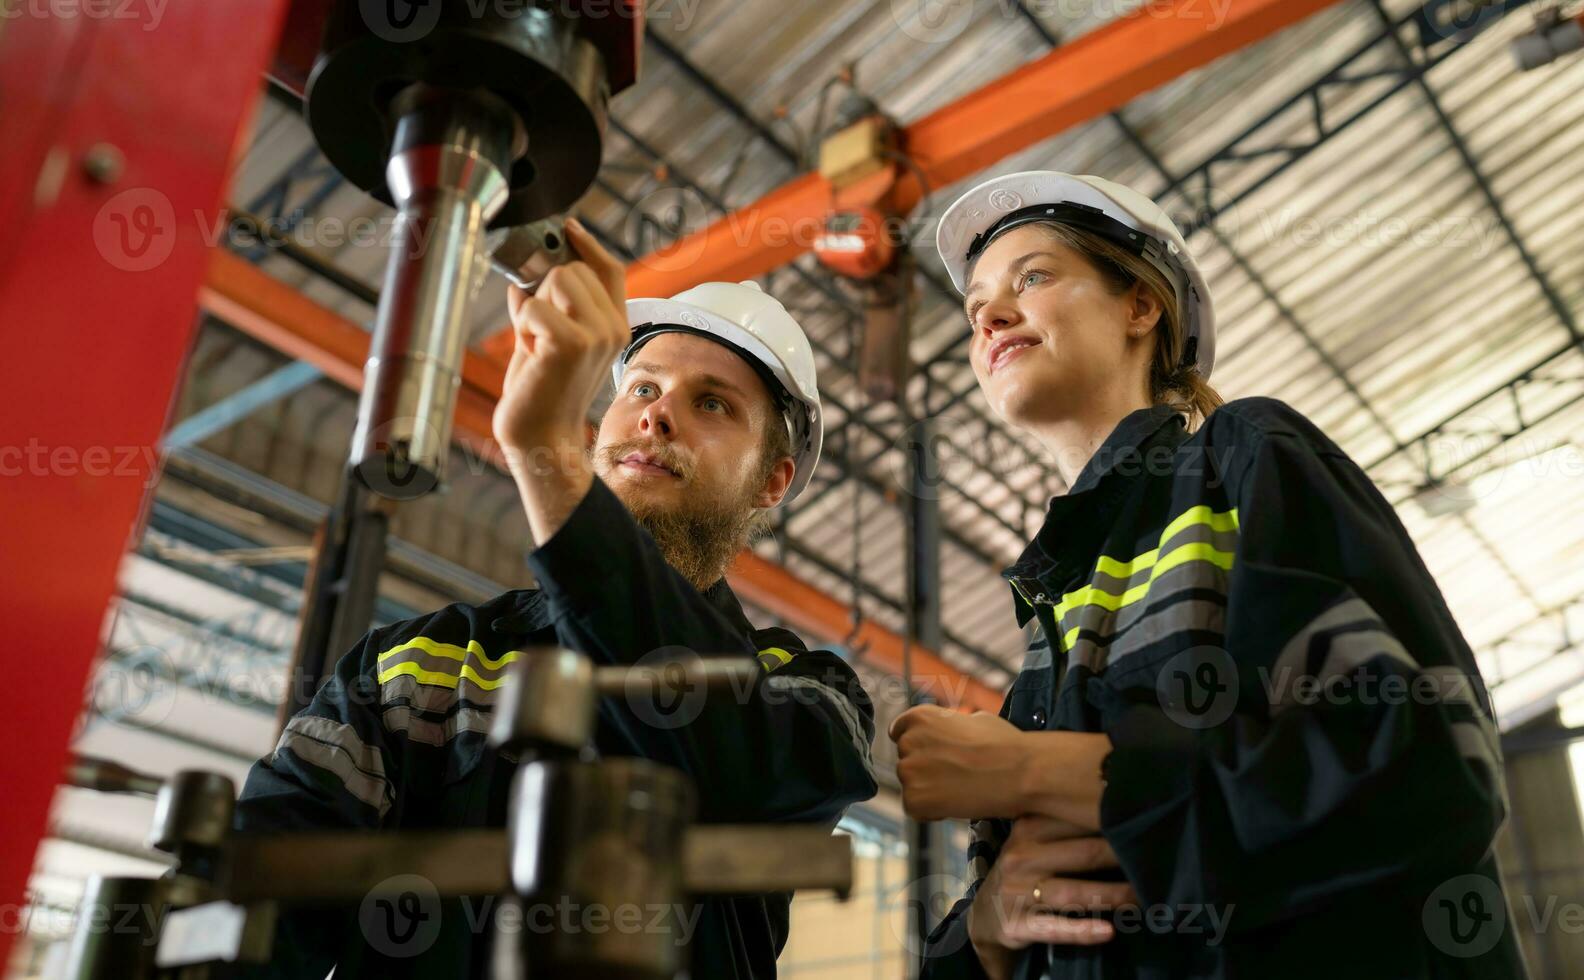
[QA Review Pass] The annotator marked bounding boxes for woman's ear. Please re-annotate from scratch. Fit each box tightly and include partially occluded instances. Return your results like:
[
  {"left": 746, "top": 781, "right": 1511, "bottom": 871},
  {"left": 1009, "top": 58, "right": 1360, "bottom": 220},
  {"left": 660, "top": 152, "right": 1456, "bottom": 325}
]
[{"left": 1126, "top": 282, "right": 1164, "bottom": 336}]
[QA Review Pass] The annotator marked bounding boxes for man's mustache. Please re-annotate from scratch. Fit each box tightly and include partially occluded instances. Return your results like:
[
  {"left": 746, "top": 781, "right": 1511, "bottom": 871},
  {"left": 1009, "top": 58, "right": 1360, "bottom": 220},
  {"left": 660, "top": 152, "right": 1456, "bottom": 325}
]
[{"left": 597, "top": 439, "right": 698, "bottom": 481}]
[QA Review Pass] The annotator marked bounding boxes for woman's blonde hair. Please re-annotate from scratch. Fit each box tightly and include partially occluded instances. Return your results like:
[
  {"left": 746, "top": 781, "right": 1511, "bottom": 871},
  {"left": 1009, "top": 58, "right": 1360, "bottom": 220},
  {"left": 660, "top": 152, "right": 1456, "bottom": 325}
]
[{"left": 1032, "top": 223, "right": 1223, "bottom": 429}]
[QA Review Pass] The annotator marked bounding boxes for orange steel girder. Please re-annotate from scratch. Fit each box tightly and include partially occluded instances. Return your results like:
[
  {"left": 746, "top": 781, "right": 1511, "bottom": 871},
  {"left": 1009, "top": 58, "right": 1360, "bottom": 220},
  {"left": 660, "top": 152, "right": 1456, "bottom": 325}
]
[{"left": 476, "top": 0, "right": 1349, "bottom": 364}]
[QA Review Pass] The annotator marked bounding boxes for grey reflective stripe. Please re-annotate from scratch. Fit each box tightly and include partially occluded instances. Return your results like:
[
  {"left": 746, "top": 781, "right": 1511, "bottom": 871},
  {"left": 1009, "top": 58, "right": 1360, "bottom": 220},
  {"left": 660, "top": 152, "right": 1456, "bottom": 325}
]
[
  {"left": 380, "top": 704, "right": 495, "bottom": 747},
  {"left": 1452, "top": 719, "right": 1503, "bottom": 782},
  {"left": 1020, "top": 630, "right": 1052, "bottom": 674},
  {"left": 381, "top": 671, "right": 502, "bottom": 714},
  {"left": 1270, "top": 598, "right": 1387, "bottom": 681},
  {"left": 1422, "top": 664, "right": 1482, "bottom": 710},
  {"left": 378, "top": 664, "right": 504, "bottom": 747},
  {"left": 1058, "top": 560, "right": 1232, "bottom": 660},
  {"left": 274, "top": 715, "right": 392, "bottom": 818},
  {"left": 1016, "top": 528, "right": 1235, "bottom": 675},
  {"left": 1316, "top": 629, "right": 1418, "bottom": 678},
  {"left": 1099, "top": 598, "right": 1228, "bottom": 670},
  {"left": 766, "top": 675, "right": 875, "bottom": 781},
  {"left": 1058, "top": 566, "right": 1231, "bottom": 675},
  {"left": 1268, "top": 598, "right": 1413, "bottom": 713}
]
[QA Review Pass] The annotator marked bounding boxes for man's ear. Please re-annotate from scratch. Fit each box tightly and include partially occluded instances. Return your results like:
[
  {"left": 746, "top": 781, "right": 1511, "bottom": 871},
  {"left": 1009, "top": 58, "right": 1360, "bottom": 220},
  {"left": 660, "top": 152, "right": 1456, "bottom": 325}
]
[{"left": 754, "top": 455, "right": 797, "bottom": 509}]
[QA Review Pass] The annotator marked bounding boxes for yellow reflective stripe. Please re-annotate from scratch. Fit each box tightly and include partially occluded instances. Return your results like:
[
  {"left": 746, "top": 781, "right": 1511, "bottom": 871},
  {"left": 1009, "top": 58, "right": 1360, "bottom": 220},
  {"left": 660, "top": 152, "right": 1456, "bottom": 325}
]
[
  {"left": 1050, "top": 504, "right": 1240, "bottom": 645},
  {"left": 1154, "top": 541, "right": 1235, "bottom": 578},
  {"left": 376, "top": 660, "right": 512, "bottom": 691},
  {"left": 757, "top": 647, "right": 795, "bottom": 672},
  {"left": 1159, "top": 504, "right": 1239, "bottom": 544},
  {"left": 1054, "top": 577, "right": 1153, "bottom": 619},
  {"left": 375, "top": 636, "right": 519, "bottom": 672},
  {"left": 1058, "top": 541, "right": 1236, "bottom": 617},
  {"left": 1072, "top": 511, "right": 1240, "bottom": 582},
  {"left": 1094, "top": 547, "right": 1158, "bottom": 582},
  {"left": 1060, "top": 543, "right": 1236, "bottom": 651}
]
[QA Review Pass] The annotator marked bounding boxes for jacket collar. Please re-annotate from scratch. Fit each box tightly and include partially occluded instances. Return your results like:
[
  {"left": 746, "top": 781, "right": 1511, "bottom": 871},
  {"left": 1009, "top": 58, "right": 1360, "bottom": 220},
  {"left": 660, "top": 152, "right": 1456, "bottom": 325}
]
[
  {"left": 703, "top": 577, "right": 758, "bottom": 635},
  {"left": 1002, "top": 404, "right": 1188, "bottom": 621},
  {"left": 489, "top": 589, "right": 550, "bottom": 634},
  {"left": 488, "top": 575, "right": 755, "bottom": 636},
  {"left": 1066, "top": 403, "right": 1185, "bottom": 496}
]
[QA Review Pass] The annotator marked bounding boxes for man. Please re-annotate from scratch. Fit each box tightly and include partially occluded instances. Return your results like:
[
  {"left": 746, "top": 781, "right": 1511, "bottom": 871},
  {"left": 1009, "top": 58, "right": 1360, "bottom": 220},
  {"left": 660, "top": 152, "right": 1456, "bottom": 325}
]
[{"left": 235, "top": 217, "right": 878, "bottom": 978}]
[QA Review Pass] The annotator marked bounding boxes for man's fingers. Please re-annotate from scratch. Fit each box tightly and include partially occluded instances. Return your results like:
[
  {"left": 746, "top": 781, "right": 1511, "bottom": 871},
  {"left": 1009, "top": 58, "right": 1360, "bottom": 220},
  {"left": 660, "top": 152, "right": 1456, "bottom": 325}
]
[
  {"left": 507, "top": 281, "right": 533, "bottom": 330},
  {"left": 1003, "top": 912, "right": 1114, "bottom": 947},
  {"left": 513, "top": 297, "right": 585, "bottom": 353},
  {"left": 562, "top": 261, "right": 627, "bottom": 346},
  {"left": 533, "top": 259, "right": 627, "bottom": 356},
  {"left": 539, "top": 263, "right": 601, "bottom": 324},
  {"left": 565, "top": 217, "right": 625, "bottom": 306}
]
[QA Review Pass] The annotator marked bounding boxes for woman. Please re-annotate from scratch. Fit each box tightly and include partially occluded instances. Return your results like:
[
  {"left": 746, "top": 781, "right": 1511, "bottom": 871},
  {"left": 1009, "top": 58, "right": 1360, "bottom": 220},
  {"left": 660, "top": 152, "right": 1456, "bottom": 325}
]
[{"left": 889, "top": 172, "right": 1523, "bottom": 979}]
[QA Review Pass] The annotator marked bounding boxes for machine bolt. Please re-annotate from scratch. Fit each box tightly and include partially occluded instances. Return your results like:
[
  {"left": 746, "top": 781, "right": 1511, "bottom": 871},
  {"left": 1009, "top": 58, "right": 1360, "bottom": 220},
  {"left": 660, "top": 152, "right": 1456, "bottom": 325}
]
[{"left": 82, "top": 143, "right": 125, "bottom": 185}]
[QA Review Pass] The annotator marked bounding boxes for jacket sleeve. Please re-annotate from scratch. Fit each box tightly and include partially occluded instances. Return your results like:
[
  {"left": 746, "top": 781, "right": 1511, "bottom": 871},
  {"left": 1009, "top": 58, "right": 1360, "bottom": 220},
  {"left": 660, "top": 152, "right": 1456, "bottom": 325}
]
[
  {"left": 919, "top": 821, "right": 997, "bottom": 979},
  {"left": 525, "top": 477, "right": 878, "bottom": 824},
  {"left": 921, "top": 895, "right": 991, "bottom": 979},
  {"left": 230, "top": 631, "right": 402, "bottom": 978},
  {"left": 1097, "top": 399, "right": 1508, "bottom": 934}
]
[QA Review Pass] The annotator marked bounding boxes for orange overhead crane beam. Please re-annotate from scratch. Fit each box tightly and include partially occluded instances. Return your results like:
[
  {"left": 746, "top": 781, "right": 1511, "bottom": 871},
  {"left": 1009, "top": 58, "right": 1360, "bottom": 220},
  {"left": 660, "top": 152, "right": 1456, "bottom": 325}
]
[
  {"left": 200, "top": 250, "right": 1004, "bottom": 712},
  {"left": 476, "top": 0, "right": 1349, "bottom": 364}
]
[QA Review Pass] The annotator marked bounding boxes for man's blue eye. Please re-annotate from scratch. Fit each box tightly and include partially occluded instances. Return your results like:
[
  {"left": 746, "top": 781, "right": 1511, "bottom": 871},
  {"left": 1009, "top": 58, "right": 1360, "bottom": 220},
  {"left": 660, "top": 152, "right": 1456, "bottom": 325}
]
[{"left": 632, "top": 382, "right": 655, "bottom": 397}]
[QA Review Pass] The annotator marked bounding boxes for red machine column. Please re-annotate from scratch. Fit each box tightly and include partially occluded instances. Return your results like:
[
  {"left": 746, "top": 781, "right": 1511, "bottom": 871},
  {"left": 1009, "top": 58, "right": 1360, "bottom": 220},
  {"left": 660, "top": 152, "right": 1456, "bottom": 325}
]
[{"left": 0, "top": 1, "right": 291, "bottom": 961}]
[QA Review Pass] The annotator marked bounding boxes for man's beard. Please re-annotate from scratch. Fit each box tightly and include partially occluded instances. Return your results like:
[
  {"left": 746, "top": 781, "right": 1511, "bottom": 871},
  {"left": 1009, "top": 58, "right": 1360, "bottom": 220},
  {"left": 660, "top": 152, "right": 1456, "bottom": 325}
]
[{"left": 595, "top": 439, "right": 766, "bottom": 591}]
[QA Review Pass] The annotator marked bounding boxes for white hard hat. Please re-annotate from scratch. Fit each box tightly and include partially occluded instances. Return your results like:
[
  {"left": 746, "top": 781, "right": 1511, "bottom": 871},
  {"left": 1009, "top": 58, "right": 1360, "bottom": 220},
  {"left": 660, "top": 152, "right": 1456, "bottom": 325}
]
[
  {"left": 935, "top": 171, "right": 1216, "bottom": 378},
  {"left": 619, "top": 281, "right": 823, "bottom": 505}
]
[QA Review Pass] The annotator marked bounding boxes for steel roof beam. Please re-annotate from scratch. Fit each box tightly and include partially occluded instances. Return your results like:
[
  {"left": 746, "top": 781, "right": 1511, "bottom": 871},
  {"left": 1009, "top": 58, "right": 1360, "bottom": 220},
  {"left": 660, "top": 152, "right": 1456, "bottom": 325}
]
[
  {"left": 471, "top": 0, "right": 1353, "bottom": 354},
  {"left": 1369, "top": 0, "right": 1581, "bottom": 351}
]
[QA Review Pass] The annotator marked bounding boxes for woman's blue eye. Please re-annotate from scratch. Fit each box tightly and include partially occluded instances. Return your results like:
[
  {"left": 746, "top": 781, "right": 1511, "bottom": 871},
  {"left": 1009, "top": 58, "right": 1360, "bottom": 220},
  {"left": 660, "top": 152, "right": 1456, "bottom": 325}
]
[
  {"left": 701, "top": 397, "right": 727, "bottom": 413},
  {"left": 1021, "top": 271, "right": 1047, "bottom": 288},
  {"left": 632, "top": 382, "right": 655, "bottom": 397}
]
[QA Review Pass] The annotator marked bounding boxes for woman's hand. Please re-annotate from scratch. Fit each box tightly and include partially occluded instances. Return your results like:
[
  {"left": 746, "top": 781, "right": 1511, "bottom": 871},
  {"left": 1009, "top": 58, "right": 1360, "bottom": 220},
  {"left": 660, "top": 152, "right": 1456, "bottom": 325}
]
[
  {"left": 890, "top": 706, "right": 1032, "bottom": 820},
  {"left": 888, "top": 705, "right": 1111, "bottom": 827},
  {"left": 967, "top": 816, "right": 1137, "bottom": 980}
]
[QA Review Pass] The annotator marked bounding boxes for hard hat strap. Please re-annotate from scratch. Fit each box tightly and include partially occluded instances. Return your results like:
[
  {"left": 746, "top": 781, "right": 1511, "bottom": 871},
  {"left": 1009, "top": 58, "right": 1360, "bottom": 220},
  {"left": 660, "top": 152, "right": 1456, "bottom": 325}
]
[{"left": 964, "top": 201, "right": 1149, "bottom": 264}]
